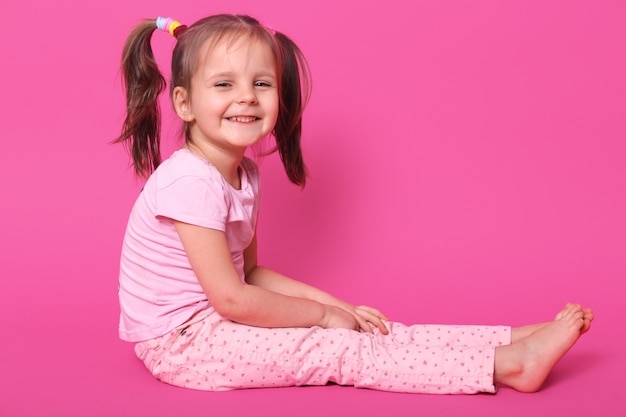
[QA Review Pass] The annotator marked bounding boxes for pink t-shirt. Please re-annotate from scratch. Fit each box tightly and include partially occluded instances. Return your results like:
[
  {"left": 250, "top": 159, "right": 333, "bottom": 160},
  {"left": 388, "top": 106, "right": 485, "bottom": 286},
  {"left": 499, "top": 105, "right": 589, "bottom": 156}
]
[{"left": 118, "top": 149, "right": 260, "bottom": 342}]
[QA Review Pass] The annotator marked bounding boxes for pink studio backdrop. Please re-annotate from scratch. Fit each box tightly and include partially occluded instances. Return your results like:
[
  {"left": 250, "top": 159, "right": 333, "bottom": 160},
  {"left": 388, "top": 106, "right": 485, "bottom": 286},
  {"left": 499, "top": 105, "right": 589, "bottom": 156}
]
[{"left": 1, "top": 0, "right": 624, "bottom": 416}]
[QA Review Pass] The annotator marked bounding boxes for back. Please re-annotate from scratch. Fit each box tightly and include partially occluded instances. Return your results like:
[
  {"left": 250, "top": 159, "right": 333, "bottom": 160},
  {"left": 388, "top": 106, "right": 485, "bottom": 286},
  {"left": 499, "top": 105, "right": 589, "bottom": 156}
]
[{"left": 118, "top": 149, "right": 260, "bottom": 342}]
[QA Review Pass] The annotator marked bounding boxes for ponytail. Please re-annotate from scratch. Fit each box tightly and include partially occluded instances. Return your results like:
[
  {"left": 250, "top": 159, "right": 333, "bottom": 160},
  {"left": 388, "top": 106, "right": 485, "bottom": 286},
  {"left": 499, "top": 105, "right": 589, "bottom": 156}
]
[
  {"left": 114, "top": 19, "right": 166, "bottom": 177},
  {"left": 272, "top": 31, "right": 311, "bottom": 188}
]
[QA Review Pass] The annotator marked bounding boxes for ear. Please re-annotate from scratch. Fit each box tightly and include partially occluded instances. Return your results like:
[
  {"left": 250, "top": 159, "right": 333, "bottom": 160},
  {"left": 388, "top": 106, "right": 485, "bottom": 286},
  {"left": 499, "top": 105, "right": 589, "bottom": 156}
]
[{"left": 172, "top": 86, "right": 194, "bottom": 122}]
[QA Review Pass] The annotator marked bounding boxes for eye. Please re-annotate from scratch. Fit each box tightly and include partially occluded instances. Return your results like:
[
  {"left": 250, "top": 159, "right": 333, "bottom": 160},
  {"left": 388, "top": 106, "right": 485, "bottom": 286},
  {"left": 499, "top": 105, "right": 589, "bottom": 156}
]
[
  {"left": 214, "top": 82, "right": 232, "bottom": 88},
  {"left": 254, "top": 81, "right": 272, "bottom": 88}
]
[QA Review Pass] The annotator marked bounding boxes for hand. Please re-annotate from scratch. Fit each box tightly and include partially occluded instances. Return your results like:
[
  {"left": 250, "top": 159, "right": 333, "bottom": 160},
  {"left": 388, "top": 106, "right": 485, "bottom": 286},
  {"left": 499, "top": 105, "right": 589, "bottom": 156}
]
[
  {"left": 330, "top": 302, "right": 389, "bottom": 335},
  {"left": 352, "top": 305, "right": 390, "bottom": 335},
  {"left": 320, "top": 305, "right": 359, "bottom": 331}
]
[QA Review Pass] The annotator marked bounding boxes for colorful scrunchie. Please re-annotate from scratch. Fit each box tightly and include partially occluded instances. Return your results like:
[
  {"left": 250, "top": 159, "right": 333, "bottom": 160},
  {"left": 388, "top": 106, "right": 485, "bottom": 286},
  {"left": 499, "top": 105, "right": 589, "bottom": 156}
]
[{"left": 156, "top": 16, "right": 187, "bottom": 38}]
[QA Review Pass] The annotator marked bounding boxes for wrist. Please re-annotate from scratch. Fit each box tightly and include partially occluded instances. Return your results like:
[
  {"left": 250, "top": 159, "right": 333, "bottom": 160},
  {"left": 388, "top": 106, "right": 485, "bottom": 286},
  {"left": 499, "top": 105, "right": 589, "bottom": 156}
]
[{"left": 318, "top": 304, "right": 332, "bottom": 328}]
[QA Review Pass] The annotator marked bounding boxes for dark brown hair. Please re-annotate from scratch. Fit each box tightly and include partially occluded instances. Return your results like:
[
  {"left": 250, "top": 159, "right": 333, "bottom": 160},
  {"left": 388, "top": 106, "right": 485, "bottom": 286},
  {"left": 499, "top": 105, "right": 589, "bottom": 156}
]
[{"left": 114, "top": 14, "right": 310, "bottom": 186}]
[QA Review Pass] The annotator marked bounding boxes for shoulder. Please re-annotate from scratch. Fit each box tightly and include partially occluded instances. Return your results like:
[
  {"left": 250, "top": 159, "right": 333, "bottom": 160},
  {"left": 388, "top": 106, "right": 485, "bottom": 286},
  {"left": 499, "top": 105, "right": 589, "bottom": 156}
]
[
  {"left": 142, "top": 149, "right": 228, "bottom": 210},
  {"left": 147, "top": 150, "right": 230, "bottom": 226},
  {"left": 154, "top": 149, "right": 223, "bottom": 188}
]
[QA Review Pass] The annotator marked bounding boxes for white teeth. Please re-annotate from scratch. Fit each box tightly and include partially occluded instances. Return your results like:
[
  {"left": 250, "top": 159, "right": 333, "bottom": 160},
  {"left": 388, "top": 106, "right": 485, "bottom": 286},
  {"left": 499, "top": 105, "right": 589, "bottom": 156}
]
[{"left": 229, "top": 116, "right": 257, "bottom": 123}]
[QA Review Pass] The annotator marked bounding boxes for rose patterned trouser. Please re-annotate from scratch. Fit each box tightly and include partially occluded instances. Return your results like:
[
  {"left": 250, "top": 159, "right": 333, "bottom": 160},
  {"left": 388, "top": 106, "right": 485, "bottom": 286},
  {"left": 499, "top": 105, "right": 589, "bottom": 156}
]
[{"left": 134, "top": 307, "right": 511, "bottom": 393}]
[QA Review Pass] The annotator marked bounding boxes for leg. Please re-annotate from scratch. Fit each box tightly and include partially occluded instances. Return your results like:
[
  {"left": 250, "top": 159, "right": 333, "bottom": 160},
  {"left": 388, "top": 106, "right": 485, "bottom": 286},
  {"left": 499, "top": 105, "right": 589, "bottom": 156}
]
[
  {"left": 494, "top": 303, "right": 593, "bottom": 392},
  {"left": 135, "top": 308, "right": 509, "bottom": 394},
  {"left": 351, "top": 323, "right": 510, "bottom": 394}
]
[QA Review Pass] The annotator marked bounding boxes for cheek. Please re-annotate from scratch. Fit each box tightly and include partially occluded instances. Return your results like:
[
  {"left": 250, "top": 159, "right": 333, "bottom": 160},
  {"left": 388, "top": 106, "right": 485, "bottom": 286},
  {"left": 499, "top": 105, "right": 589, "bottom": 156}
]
[
  {"left": 270, "top": 95, "right": 279, "bottom": 119},
  {"left": 269, "top": 106, "right": 279, "bottom": 128},
  {"left": 260, "top": 96, "right": 278, "bottom": 127}
]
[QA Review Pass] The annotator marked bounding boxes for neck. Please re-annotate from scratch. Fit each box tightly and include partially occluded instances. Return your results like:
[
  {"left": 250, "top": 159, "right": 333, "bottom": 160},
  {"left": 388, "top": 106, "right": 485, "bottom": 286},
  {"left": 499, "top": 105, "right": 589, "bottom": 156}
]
[{"left": 185, "top": 141, "right": 244, "bottom": 189}]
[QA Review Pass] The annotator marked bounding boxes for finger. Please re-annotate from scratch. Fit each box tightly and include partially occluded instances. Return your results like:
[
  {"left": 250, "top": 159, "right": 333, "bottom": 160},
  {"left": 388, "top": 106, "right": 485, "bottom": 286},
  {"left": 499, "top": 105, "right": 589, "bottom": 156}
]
[
  {"left": 355, "top": 306, "right": 387, "bottom": 326},
  {"left": 356, "top": 305, "right": 389, "bottom": 321},
  {"left": 371, "top": 320, "right": 389, "bottom": 335},
  {"left": 352, "top": 313, "right": 374, "bottom": 334},
  {"left": 355, "top": 308, "right": 389, "bottom": 335}
]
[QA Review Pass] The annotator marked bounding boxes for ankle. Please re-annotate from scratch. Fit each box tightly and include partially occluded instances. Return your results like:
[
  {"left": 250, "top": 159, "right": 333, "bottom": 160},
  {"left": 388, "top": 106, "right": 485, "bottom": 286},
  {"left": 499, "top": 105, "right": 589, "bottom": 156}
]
[{"left": 494, "top": 345, "right": 524, "bottom": 386}]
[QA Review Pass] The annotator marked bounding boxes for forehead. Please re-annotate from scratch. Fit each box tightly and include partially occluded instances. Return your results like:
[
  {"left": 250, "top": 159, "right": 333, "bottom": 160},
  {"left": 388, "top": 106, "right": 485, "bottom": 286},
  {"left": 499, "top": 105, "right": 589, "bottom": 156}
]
[{"left": 198, "top": 35, "right": 276, "bottom": 75}]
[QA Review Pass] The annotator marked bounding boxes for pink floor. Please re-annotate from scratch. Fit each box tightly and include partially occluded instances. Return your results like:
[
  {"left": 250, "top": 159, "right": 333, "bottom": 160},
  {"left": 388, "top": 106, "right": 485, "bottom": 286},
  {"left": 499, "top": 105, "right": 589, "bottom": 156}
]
[{"left": 1, "top": 289, "right": 623, "bottom": 417}]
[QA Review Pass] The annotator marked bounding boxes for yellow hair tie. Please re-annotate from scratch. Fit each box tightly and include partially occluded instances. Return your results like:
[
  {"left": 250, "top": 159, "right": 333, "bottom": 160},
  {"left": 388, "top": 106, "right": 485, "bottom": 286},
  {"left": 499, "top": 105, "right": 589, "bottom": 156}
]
[{"left": 169, "top": 21, "right": 182, "bottom": 36}]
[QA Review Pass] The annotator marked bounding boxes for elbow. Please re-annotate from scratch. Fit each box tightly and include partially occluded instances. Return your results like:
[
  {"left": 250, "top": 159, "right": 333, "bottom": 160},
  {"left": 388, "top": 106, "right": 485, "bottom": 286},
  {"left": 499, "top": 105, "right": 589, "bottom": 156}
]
[{"left": 210, "top": 293, "right": 252, "bottom": 323}]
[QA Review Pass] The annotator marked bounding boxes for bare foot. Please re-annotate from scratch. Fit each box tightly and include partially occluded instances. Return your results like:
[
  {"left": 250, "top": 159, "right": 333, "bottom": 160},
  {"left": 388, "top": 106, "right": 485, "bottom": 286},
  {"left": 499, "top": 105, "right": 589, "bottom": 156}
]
[
  {"left": 495, "top": 303, "right": 592, "bottom": 392},
  {"left": 511, "top": 323, "right": 550, "bottom": 343},
  {"left": 555, "top": 303, "right": 594, "bottom": 335},
  {"left": 580, "top": 307, "right": 594, "bottom": 334},
  {"left": 511, "top": 303, "right": 594, "bottom": 343}
]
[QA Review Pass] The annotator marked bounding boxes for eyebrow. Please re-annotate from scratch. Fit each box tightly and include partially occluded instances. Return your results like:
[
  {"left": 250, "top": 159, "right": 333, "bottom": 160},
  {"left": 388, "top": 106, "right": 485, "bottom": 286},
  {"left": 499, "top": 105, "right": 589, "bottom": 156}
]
[{"left": 206, "top": 71, "right": 276, "bottom": 79}]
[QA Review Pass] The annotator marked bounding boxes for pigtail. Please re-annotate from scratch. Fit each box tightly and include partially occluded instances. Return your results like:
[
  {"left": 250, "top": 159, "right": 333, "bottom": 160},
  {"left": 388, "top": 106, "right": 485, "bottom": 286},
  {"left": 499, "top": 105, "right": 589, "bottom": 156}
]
[
  {"left": 114, "top": 19, "right": 166, "bottom": 177},
  {"left": 272, "top": 32, "right": 311, "bottom": 188}
]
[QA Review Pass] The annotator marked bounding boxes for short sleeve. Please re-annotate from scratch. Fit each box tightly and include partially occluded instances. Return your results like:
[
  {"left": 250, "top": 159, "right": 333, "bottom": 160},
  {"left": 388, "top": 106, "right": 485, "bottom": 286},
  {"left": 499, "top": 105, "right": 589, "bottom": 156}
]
[{"left": 154, "top": 175, "right": 228, "bottom": 231}]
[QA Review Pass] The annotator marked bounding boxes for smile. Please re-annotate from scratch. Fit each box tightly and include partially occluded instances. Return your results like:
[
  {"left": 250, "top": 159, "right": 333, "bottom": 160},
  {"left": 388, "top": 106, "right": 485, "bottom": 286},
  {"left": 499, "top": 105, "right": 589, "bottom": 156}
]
[{"left": 228, "top": 116, "right": 259, "bottom": 123}]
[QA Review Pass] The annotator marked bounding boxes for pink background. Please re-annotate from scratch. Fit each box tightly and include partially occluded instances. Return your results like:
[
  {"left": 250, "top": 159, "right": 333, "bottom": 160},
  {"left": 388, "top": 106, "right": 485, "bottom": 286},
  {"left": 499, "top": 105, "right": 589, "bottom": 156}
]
[{"left": 1, "top": 0, "right": 624, "bottom": 416}]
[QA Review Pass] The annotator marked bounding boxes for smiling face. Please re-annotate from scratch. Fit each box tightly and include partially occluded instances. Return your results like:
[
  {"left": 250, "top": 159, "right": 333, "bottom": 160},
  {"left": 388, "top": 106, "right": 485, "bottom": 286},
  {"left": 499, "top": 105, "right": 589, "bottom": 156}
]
[{"left": 173, "top": 36, "right": 279, "bottom": 158}]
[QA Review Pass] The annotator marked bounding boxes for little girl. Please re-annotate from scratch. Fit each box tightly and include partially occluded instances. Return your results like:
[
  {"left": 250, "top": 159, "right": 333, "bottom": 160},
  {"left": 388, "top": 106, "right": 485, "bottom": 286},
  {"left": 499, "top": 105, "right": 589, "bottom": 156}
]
[{"left": 116, "top": 14, "right": 593, "bottom": 394}]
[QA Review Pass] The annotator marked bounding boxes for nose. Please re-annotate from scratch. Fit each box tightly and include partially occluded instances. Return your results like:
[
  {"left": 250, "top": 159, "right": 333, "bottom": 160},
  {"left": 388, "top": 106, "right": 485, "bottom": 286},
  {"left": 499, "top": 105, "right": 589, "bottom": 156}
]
[{"left": 237, "top": 85, "right": 258, "bottom": 104}]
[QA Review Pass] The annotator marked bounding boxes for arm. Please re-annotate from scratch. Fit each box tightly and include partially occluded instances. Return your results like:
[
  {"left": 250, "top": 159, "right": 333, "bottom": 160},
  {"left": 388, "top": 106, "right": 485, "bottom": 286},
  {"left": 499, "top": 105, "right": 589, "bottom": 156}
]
[
  {"left": 244, "top": 235, "right": 389, "bottom": 334},
  {"left": 175, "top": 221, "right": 357, "bottom": 330}
]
